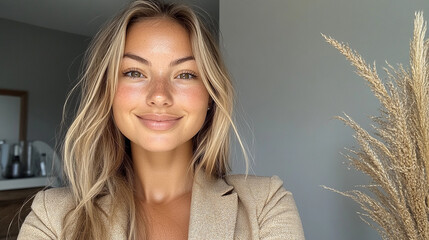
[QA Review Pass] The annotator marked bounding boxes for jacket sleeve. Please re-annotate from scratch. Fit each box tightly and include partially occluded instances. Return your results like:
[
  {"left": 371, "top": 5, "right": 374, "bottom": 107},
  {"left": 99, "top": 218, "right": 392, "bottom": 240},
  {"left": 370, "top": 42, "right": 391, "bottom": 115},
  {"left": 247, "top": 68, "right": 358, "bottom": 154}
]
[
  {"left": 257, "top": 176, "right": 305, "bottom": 240},
  {"left": 17, "top": 191, "right": 57, "bottom": 240}
]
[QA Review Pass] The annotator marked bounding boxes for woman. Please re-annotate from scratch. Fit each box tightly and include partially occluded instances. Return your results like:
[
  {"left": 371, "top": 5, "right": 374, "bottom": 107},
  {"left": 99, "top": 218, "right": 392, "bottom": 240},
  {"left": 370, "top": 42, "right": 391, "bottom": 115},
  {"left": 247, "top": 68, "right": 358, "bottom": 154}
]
[{"left": 18, "top": 0, "right": 305, "bottom": 239}]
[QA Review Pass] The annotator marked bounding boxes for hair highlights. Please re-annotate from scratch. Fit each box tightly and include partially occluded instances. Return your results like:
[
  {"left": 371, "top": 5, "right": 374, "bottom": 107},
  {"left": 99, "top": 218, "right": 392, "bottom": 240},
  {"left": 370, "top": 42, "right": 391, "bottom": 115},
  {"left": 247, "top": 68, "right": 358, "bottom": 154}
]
[{"left": 61, "top": 1, "right": 246, "bottom": 239}]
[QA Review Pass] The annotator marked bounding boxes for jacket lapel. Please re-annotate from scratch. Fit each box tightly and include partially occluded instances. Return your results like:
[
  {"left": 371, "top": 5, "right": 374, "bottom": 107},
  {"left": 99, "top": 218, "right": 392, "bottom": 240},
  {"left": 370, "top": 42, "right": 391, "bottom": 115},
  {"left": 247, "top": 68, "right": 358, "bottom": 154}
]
[
  {"left": 188, "top": 170, "right": 238, "bottom": 240},
  {"left": 104, "top": 170, "right": 238, "bottom": 239},
  {"left": 99, "top": 195, "right": 128, "bottom": 239}
]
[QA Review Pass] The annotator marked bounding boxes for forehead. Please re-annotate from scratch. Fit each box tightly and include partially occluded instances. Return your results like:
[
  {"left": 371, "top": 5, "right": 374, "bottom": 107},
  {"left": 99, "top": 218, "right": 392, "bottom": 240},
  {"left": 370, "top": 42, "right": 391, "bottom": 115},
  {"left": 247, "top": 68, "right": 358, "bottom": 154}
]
[{"left": 124, "top": 18, "right": 193, "bottom": 55}]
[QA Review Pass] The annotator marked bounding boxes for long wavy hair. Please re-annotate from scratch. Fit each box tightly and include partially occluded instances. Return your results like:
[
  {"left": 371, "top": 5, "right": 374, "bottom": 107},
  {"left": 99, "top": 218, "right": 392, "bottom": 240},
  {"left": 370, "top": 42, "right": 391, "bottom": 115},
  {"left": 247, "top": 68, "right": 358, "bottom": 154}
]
[{"left": 60, "top": 0, "right": 246, "bottom": 239}]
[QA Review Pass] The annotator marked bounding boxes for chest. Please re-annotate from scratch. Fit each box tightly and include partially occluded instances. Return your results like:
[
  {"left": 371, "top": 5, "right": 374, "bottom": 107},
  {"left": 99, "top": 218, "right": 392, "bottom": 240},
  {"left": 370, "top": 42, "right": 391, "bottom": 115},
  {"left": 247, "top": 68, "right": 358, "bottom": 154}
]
[{"left": 142, "top": 193, "right": 191, "bottom": 240}]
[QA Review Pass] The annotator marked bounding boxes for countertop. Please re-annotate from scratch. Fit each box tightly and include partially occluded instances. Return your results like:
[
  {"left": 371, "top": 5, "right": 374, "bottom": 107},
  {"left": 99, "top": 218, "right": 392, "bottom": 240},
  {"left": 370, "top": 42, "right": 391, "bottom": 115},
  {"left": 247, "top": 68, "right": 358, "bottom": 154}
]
[{"left": 0, "top": 176, "right": 59, "bottom": 191}]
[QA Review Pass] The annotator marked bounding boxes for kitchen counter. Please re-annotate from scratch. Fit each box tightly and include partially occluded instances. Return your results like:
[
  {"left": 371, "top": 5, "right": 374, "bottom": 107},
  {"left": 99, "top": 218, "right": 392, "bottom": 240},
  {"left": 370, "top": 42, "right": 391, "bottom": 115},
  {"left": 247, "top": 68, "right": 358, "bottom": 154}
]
[{"left": 0, "top": 176, "right": 60, "bottom": 191}]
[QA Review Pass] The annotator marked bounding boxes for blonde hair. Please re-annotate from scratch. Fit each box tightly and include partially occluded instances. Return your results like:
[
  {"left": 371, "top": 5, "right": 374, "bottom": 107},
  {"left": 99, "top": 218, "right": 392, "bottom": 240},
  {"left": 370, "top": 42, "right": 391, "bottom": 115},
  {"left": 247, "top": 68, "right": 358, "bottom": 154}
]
[{"left": 61, "top": 0, "right": 246, "bottom": 239}]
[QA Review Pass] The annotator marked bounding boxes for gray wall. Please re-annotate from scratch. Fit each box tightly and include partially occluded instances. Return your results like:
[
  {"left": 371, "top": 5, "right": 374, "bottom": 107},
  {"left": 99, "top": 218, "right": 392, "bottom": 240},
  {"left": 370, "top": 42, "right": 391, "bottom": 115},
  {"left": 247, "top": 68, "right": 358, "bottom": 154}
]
[
  {"left": 0, "top": 18, "right": 88, "bottom": 147},
  {"left": 173, "top": 0, "right": 219, "bottom": 32},
  {"left": 220, "top": 0, "right": 429, "bottom": 239}
]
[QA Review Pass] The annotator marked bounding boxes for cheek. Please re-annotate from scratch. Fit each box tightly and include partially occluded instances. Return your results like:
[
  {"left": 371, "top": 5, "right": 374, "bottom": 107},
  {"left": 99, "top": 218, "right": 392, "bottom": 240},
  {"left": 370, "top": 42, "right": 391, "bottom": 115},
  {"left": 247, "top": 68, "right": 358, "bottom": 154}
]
[
  {"left": 113, "top": 83, "right": 141, "bottom": 112},
  {"left": 112, "top": 84, "right": 138, "bottom": 131},
  {"left": 177, "top": 85, "right": 209, "bottom": 110},
  {"left": 115, "top": 83, "right": 138, "bottom": 101}
]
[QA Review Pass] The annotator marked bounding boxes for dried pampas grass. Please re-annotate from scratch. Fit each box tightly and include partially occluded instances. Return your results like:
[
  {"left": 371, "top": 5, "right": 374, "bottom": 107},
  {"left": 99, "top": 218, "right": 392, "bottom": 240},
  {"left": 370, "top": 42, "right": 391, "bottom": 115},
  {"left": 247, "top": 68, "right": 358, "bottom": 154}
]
[{"left": 323, "top": 12, "right": 429, "bottom": 239}]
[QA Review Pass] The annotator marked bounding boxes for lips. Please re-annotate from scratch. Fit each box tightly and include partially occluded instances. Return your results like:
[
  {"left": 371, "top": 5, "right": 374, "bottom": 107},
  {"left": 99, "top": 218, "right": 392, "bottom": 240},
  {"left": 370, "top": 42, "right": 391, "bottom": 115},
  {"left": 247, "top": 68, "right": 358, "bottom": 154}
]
[{"left": 137, "top": 113, "right": 182, "bottom": 131}]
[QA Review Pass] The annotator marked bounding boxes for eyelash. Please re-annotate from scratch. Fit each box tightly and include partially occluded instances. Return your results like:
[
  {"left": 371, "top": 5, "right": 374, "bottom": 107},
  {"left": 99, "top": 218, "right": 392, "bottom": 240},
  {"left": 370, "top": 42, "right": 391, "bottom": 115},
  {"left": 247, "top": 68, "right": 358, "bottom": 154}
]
[
  {"left": 122, "top": 69, "right": 145, "bottom": 79},
  {"left": 121, "top": 69, "right": 198, "bottom": 80},
  {"left": 175, "top": 71, "right": 198, "bottom": 80}
]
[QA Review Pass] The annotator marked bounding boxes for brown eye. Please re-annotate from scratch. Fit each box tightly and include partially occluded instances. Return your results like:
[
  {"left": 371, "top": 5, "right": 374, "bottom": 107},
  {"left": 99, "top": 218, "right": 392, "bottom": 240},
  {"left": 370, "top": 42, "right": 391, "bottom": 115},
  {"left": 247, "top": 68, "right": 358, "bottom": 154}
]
[
  {"left": 176, "top": 72, "right": 197, "bottom": 79},
  {"left": 124, "top": 71, "right": 144, "bottom": 78}
]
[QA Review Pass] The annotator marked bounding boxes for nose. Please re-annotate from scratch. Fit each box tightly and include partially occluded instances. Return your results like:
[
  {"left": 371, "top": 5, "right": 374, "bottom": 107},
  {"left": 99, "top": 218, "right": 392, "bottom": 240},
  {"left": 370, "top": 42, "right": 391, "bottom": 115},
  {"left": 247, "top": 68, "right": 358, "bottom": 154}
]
[{"left": 146, "top": 78, "right": 173, "bottom": 107}]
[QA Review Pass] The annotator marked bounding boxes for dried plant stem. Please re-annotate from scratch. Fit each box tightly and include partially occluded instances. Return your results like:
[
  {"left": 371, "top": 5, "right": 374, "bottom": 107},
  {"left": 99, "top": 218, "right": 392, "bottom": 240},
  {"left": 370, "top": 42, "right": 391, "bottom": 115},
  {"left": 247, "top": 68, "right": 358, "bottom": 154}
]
[{"left": 322, "top": 12, "right": 429, "bottom": 239}]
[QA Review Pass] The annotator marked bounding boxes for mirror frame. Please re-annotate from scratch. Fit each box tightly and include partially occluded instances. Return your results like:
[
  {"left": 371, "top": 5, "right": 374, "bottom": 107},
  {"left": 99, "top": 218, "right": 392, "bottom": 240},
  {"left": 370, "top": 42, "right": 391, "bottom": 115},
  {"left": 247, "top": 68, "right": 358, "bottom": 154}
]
[{"left": 0, "top": 89, "right": 28, "bottom": 141}]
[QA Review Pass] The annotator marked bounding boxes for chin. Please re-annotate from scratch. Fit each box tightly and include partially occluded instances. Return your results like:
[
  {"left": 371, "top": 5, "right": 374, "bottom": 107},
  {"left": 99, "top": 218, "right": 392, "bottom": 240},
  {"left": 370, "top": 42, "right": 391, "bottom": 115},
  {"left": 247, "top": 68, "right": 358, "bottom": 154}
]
[
  {"left": 143, "top": 145, "right": 177, "bottom": 153},
  {"left": 137, "top": 138, "right": 185, "bottom": 153}
]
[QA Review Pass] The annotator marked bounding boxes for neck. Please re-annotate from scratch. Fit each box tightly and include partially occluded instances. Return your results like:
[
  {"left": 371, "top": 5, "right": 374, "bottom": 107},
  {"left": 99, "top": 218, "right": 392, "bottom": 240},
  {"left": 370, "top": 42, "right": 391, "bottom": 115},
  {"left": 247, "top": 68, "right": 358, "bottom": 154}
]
[{"left": 132, "top": 141, "right": 194, "bottom": 204}]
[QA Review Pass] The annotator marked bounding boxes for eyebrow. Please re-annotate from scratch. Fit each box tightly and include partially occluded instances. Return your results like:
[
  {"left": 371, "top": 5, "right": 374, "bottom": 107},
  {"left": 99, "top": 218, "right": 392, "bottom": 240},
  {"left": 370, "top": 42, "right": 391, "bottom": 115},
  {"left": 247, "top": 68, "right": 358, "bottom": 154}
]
[
  {"left": 123, "top": 53, "right": 150, "bottom": 65},
  {"left": 123, "top": 53, "right": 195, "bottom": 67},
  {"left": 170, "top": 56, "right": 195, "bottom": 67}
]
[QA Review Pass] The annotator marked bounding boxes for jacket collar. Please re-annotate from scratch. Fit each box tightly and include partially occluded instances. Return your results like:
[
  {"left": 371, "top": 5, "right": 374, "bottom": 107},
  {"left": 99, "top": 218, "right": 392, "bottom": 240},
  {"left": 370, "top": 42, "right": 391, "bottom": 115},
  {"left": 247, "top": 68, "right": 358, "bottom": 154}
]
[
  {"left": 187, "top": 170, "right": 238, "bottom": 240},
  {"left": 108, "top": 170, "right": 238, "bottom": 239}
]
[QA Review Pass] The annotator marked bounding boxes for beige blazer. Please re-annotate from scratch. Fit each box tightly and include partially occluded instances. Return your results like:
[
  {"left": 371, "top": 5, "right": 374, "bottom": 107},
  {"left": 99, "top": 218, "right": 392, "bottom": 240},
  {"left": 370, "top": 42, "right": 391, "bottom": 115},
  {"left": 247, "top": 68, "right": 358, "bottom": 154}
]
[{"left": 18, "top": 171, "right": 305, "bottom": 239}]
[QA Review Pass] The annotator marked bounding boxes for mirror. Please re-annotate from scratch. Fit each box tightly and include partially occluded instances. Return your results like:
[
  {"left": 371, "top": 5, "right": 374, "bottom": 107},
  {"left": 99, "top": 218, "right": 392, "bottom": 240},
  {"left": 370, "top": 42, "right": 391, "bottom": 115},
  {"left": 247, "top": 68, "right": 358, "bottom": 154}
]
[{"left": 0, "top": 89, "right": 28, "bottom": 143}]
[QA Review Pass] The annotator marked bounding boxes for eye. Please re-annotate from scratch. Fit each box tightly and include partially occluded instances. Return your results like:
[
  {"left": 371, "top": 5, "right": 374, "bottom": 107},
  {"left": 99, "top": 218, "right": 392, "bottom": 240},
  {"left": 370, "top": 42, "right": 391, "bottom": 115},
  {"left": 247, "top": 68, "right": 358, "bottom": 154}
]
[
  {"left": 176, "top": 72, "right": 197, "bottom": 80},
  {"left": 123, "top": 70, "right": 145, "bottom": 79}
]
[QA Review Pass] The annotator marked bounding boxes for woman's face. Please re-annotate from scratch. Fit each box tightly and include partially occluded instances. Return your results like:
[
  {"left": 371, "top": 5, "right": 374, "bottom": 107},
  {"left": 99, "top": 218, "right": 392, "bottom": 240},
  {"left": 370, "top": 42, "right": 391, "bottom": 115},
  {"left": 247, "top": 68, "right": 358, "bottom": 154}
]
[{"left": 113, "top": 18, "right": 210, "bottom": 153}]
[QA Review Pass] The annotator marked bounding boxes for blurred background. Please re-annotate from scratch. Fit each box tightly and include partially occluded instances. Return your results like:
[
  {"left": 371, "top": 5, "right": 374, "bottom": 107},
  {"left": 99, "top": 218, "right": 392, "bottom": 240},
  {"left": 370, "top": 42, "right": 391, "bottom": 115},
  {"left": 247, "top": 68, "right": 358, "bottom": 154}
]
[{"left": 1, "top": 0, "right": 429, "bottom": 239}]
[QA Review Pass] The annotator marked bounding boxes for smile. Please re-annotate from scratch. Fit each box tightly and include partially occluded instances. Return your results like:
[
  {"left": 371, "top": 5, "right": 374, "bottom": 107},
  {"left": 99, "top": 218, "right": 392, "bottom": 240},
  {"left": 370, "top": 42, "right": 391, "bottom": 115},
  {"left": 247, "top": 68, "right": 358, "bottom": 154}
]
[{"left": 137, "top": 114, "right": 182, "bottom": 131}]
